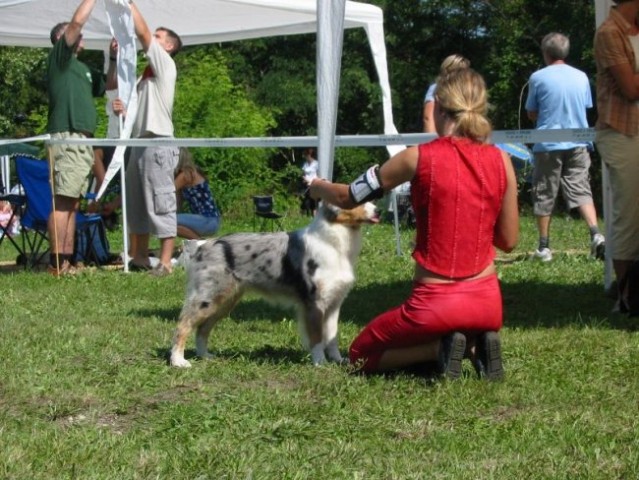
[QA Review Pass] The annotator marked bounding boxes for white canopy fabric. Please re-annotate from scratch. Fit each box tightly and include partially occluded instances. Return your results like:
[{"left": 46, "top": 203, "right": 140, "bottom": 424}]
[
  {"left": 0, "top": 0, "right": 401, "bottom": 165},
  {"left": 0, "top": 0, "right": 382, "bottom": 49},
  {"left": 317, "top": 0, "right": 345, "bottom": 181}
]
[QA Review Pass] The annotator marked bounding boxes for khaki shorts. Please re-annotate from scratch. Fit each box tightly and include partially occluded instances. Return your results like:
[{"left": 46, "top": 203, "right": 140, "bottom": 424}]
[
  {"left": 595, "top": 129, "right": 639, "bottom": 261},
  {"left": 50, "top": 132, "right": 94, "bottom": 198},
  {"left": 532, "top": 147, "right": 593, "bottom": 216},
  {"left": 125, "top": 145, "right": 179, "bottom": 238}
]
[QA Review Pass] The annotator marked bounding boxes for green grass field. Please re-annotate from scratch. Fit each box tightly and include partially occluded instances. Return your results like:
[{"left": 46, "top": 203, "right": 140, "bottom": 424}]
[{"left": 1, "top": 212, "right": 637, "bottom": 479}]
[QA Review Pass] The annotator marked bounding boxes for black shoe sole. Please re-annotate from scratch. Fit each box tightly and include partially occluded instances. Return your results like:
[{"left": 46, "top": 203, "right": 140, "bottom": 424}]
[
  {"left": 442, "top": 332, "right": 466, "bottom": 380},
  {"left": 476, "top": 332, "right": 504, "bottom": 381}
]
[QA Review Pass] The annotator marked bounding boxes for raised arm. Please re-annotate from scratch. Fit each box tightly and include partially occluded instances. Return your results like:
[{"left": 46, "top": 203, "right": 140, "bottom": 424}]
[
  {"left": 64, "top": 0, "right": 98, "bottom": 47},
  {"left": 129, "top": 0, "right": 153, "bottom": 52}
]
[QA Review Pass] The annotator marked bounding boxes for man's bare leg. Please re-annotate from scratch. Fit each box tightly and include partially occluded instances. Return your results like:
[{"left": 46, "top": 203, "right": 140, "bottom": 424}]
[{"left": 47, "top": 195, "right": 78, "bottom": 272}]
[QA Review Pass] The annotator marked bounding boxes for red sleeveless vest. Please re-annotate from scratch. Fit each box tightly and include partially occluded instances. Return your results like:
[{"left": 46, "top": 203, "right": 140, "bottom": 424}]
[{"left": 411, "top": 137, "right": 507, "bottom": 279}]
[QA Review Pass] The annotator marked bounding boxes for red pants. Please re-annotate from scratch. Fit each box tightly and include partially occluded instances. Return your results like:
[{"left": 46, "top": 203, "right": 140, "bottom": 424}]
[{"left": 349, "top": 274, "right": 503, "bottom": 372}]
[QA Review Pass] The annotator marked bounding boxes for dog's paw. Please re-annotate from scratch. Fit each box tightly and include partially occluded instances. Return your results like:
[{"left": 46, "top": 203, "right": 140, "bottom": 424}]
[
  {"left": 170, "top": 356, "right": 192, "bottom": 368},
  {"left": 326, "top": 348, "right": 344, "bottom": 364},
  {"left": 330, "top": 355, "right": 348, "bottom": 366},
  {"left": 310, "top": 343, "right": 327, "bottom": 366},
  {"left": 199, "top": 351, "right": 215, "bottom": 360}
]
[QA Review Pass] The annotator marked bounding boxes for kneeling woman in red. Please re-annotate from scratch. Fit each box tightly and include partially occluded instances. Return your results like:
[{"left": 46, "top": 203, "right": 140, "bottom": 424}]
[{"left": 309, "top": 68, "right": 519, "bottom": 380}]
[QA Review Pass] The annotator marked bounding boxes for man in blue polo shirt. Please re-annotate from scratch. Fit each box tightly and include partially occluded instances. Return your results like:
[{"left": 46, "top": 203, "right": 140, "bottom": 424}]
[{"left": 526, "top": 32, "right": 605, "bottom": 262}]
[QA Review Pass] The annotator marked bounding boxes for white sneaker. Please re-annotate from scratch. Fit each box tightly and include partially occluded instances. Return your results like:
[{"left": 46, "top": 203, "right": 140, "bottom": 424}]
[
  {"left": 590, "top": 233, "right": 605, "bottom": 260},
  {"left": 533, "top": 248, "right": 552, "bottom": 262}
]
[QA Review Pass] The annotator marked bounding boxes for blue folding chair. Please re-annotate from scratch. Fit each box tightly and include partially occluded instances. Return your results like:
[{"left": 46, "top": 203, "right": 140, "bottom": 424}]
[
  {"left": 13, "top": 155, "right": 51, "bottom": 267},
  {"left": 11, "top": 154, "right": 106, "bottom": 268}
]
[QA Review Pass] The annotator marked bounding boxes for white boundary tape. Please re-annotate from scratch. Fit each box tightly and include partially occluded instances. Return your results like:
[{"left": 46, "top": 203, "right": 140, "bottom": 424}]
[
  {"left": 18, "top": 128, "right": 594, "bottom": 148},
  {"left": 0, "top": 129, "right": 611, "bottom": 288},
  {"left": 0, "top": 134, "right": 51, "bottom": 146}
]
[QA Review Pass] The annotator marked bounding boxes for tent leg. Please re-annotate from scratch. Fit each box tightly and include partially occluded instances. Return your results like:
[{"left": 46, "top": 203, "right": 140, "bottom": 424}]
[
  {"left": 392, "top": 190, "right": 401, "bottom": 256},
  {"left": 121, "top": 162, "right": 130, "bottom": 273}
]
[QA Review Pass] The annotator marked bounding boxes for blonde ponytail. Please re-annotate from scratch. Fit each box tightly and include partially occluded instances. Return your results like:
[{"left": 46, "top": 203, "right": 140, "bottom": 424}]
[{"left": 436, "top": 69, "right": 492, "bottom": 143}]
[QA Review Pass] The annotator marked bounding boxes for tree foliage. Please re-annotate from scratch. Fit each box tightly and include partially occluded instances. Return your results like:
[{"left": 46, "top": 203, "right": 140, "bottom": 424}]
[
  {"left": 375, "top": 0, "right": 493, "bottom": 131},
  {"left": 480, "top": 0, "right": 595, "bottom": 129},
  {"left": 222, "top": 33, "right": 389, "bottom": 181},
  {"left": 0, "top": 47, "right": 48, "bottom": 138},
  {"left": 370, "top": 0, "right": 595, "bottom": 131},
  {"left": 173, "top": 46, "right": 278, "bottom": 214}
]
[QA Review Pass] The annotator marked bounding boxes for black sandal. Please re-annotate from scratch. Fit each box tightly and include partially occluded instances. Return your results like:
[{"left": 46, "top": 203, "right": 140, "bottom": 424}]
[{"left": 128, "top": 260, "right": 152, "bottom": 272}]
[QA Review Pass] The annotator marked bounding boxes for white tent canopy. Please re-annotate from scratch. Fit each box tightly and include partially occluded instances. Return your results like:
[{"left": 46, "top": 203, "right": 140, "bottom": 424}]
[
  {"left": 0, "top": 0, "right": 401, "bottom": 169},
  {"left": 0, "top": 0, "right": 381, "bottom": 48}
]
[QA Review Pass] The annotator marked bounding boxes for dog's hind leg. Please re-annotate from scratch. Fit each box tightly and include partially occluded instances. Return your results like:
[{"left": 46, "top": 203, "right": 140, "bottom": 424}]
[
  {"left": 171, "top": 285, "right": 243, "bottom": 368},
  {"left": 195, "top": 291, "right": 242, "bottom": 360},
  {"left": 323, "top": 305, "right": 344, "bottom": 364}
]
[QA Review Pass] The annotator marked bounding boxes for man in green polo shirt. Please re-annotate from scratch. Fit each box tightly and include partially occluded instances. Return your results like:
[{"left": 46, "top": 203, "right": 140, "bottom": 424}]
[{"left": 46, "top": 0, "right": 110, "bottom": 276}]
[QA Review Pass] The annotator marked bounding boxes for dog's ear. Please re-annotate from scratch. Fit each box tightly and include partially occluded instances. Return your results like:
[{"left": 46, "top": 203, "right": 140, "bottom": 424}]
[{"left": 319, "top": 201, "right": 339, "bottom": 222}]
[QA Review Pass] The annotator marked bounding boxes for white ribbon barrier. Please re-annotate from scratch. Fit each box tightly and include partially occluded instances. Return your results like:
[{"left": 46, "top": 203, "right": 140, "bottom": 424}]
[
  {"left": 1, "top": 128, "right": 611, "bottom": 288},
  {"left": 0, "top": 134, "right": 51, "bottom": 146},
  {"left": 34, "top": 128, "right": 596, "bottom": 148}
]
